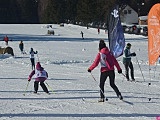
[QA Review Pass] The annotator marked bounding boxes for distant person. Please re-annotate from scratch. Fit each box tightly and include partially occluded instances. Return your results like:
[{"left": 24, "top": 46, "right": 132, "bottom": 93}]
[
  {"left": 28, "top": 62, "right": 50, "bottom": 94},
  {"left": 80, "top": 31, "right": 84, "bottom": 39},
  {"left": 123, "top": 43, "right": 136, "bottom": 81},
  {"left": 3, "top": 35, "right": 9, "bottom": 45},
  {"left": 19, "top": 41, "right": 24, "bottom": 54},
  {"left": 88, "top": 39, "right": 123, "bottom": 102},
  {"left": 87, "top": 24, "right": 89, "bottom": 29},
  {"left": 98, "top": 27, "right": 100, "bottom": 34},
  {"left": 30, "top": 48, "right": 38, "bottom": 70}
]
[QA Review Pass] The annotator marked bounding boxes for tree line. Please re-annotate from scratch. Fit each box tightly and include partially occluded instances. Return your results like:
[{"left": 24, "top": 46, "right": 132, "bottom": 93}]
[{"left": 0, "top": 0, "right": 159, "bottom": 24}]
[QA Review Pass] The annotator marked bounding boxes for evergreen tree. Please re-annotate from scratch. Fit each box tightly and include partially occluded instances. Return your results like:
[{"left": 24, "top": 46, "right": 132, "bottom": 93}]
[
  {"left": 76, "top": 0, "right": 92, "bottom": 25},
  {"left": 0, "top": 0, "right": 159, "bottom": 24},
  {"left": 16, "top": 0, "right": 38, "bottom": 23},
  {"left": 39, "top": 0, "right": 58, "bottom": 23},
  {"left": 0, "top": 0, "right": 19, "bottom": 23},
  {"left": 64, "top": 0, "right": 78, "bottom": 23}
]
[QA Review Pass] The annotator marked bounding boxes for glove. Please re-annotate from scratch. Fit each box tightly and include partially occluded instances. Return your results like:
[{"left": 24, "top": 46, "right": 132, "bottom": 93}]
[
  {"left": 88, "top": 69, "right": 91, "bottom": 72},
  {"left": 131, "top": 52, "right": 136, "bottom": 56},
  {"left": 28, "top": 77, "right": 31, "bottom": 81},
  {"left": 118, "top": 69, "right": 122, "bottom": 74},
  {"left": 132, "top": 52, "right": 136, "bottom": 56}
]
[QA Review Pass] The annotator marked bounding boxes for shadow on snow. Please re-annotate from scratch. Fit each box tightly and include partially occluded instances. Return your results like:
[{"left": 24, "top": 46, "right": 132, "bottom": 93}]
[
  {"left": 0, "top": 33, "right": 148, "bottom": 42},
  {"left": 0, "top": 113, "right": 159, "bottom": 118}
]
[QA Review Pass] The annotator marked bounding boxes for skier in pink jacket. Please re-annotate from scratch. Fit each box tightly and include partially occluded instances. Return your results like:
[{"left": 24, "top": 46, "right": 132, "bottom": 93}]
[
  {"left": 88, "top": 39, "right": 123, "bottom": 102},
  {"left": 28, "top": 62, "right": 49, "bottom": 94}
]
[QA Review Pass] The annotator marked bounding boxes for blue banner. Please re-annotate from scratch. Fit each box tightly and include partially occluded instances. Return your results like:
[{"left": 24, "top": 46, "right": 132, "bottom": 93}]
[{"left": 108, "top": 5, "right": 125, "bottom": 58}]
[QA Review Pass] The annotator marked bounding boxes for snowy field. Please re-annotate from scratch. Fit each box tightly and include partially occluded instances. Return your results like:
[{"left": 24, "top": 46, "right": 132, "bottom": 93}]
[{"left": 0, "top": 24, "right": 159, "bottom": 120}]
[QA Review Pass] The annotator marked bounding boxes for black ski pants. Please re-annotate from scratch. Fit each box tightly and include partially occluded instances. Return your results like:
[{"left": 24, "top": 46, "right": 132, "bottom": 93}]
[
  {"left": 99, "top": 70, "right": 121, "bottom": 98},
  {"left": 34, "top": 81, "right": 49, "bottom": 93},
  {"left": 124, "top": 61, "right": 134, "bottom": 80},
  {"left": 30, "top": 58, "right": 35, "bottom": 70}
]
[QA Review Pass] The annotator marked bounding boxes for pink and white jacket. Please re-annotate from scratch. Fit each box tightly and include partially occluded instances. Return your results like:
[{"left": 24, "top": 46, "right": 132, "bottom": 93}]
[
  {"left": 28, "top": 63, "right": 48, "bottom": 82},
  {"left": 89, "top": 47, "right": 121, "bottom": 72}
]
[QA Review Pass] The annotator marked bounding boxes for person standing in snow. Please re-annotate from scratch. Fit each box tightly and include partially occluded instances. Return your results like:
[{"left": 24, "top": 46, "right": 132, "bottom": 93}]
[
  {"left": 80, "top": 31, "right": 84, "bottom": 39},
  {"left": 30, "top": 48, "right": 38, "bottom": 70},
  {"left": 98, "top": 27, "right": 100, "bottom": 34},
  {"left": 19, "top": 40, "right": 24, "bottom": 54},
  {"left": 3, "top": 35, "right": 9, "bottom": 45},
  {"left": 123, "top": 43, "right": 136, "bottom": 81},
  {"left": 28, "top": 62, "right": 50, "bottom": 94},
  {"left": 88, "top": 39, "right": 123, "bottom": 102}
]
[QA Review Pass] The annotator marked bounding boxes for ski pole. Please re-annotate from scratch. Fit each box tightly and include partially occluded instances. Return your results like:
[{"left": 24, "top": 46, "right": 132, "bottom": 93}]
[
  {"left": 148, "top": 65, "right": 152, "bottom": 101},
  {"left": 121, "top": 73, "right": 126, "bottom": 78},
  {"left": 36, "top": 53, "right": 39, "bottom": 62},
  {"left": 90, "top": 72, "right": 108, "bottom": 101},
  {"left": 120, "top": 73, "right": 128, "bottom": 80},
  {"left": 136, "top": 56, "right": 145, "bottom": 82},
  {"left": 23, "top": 81, "right": 30, "bottom": 96},
  {"left": 153, "top": 61, "right": 157, "bottom": 78},
  {"left": 45, "top": 82, "right": 54, "bottom": 93}
]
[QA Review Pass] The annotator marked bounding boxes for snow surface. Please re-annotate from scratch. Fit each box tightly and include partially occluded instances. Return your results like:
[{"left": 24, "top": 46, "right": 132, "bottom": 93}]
[{"left": 0, "top": 24, "right": 160, "bottom": 120}]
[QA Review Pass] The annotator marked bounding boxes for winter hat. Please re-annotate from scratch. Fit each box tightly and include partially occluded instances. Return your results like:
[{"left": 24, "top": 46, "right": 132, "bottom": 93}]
[
  {"left": 99, "top": 39, "right": 106, "bottom": 50},
  {"left": 126, "top": 43, "right": 131, "bottom": 48},
  {"left": 36, "top": 62, "right": 41, "bottom": 69},
  {"left": 127, "top": 43, "right": 131, "bottom": 47}
]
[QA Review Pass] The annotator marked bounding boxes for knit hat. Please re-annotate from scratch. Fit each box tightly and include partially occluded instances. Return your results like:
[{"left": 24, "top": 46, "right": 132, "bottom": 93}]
[
  {"left": 30, "top": 48, "right": 33, "bottom": 51},
  {"left": 36, "top": 62, "right": 41, "bottom": 69},
  {"left": 126, "top": 43, "right": 131, "bottom": 49},
  {"left": 127, "top": 43, "right": 131, "bottom": 47},
  {"left": 99, "top": 39, "right": 106, "bottom": 50}
]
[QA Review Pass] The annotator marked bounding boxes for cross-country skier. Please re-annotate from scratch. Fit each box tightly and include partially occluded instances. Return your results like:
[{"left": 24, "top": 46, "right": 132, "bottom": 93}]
[
  {"left": 30, "top": 48, "right": 38, "bottom": 70},
  {"left": 80, "top": 31, "right": 84, "bottom": 39},
  {"left": 88, "top": 39, "right": 123, "bottom": 102},
  {"left": 28, "top": 62, "right": 50, "bottom": 94},
  {"left": 19, "top": 41, "right": 24, "bottom": 54},
  {"left": 123, "top": 43, "right": 136, "bottom": 81},
  {"left": 98, "top": 27, "right": 100, "bottom": 34}
]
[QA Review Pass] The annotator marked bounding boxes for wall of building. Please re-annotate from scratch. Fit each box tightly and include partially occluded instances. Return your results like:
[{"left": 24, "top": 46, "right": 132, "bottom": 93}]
[{"left": 120, "top": 5, "right": 139, "bottom": 24}]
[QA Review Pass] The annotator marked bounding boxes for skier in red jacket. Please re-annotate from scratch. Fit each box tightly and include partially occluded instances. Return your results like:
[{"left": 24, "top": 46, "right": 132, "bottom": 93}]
[
  {"left": 88, "top": 39, "right": 123, "bottom": 102},
  {"left": 3, "top": 35, "right": 9, "bottom": 45},
  {"left": 28, "top": 62, "right": 49, "bottom": 94}
]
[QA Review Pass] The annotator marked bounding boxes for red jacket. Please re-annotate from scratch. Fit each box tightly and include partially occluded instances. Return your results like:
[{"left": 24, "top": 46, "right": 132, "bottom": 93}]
[
  {"left": 89, "top": 47, "right": 121, "bottom": 72},
  {"left": 4, "top": 36, "right": 9, "bottom": 42}
]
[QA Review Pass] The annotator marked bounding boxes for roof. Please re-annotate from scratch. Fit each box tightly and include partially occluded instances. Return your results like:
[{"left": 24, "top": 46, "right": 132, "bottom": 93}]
[{"left": 139, "top": 16, "right": 148, "bottom": 20}]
